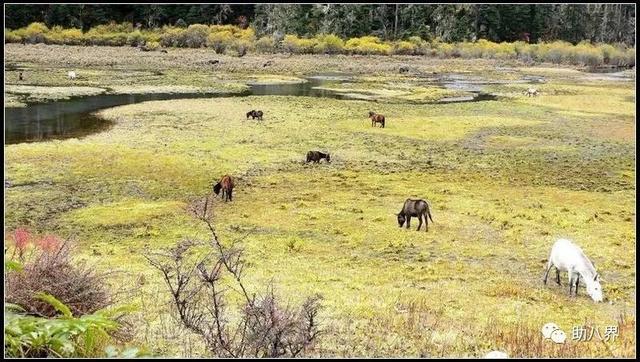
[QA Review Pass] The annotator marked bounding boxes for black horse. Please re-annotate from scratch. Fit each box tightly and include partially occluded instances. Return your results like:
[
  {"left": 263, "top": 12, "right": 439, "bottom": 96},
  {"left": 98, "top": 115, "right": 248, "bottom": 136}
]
[{"left": 246, "top": 110, "right": 264, "bottom": 120}]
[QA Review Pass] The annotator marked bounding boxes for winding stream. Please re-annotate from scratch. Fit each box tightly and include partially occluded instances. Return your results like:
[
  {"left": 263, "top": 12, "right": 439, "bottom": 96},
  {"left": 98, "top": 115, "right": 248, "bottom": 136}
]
[{"left": 4, "top": 73, "right": 522, "bottom": 144}]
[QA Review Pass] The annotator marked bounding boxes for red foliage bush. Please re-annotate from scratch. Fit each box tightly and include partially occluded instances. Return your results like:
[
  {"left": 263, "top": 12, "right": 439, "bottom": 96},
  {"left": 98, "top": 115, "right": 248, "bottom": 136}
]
[{"left": 5, "top": 231, "right": 113, "bottom": 318}]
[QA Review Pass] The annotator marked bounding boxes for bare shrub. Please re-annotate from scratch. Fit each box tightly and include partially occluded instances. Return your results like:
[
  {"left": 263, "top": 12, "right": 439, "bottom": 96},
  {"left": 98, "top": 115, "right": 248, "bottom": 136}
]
[
  {"left": 5, "top": 233, "right": 113, "bottom": 318},
  {"left": 145, "top": 205, "right": 322, "bottom": 357}
]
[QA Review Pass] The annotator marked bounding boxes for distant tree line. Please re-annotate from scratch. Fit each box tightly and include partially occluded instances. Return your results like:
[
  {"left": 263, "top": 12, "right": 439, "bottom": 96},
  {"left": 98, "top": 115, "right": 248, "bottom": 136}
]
[{"left": 4, "top": 4, "right": 635, "bottom": 46}]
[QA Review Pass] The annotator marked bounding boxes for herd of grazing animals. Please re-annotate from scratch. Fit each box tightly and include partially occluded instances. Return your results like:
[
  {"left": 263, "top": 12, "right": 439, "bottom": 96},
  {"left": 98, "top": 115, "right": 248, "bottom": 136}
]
[
  {"left": 212, "top": 104, "right": 605, "bottom": 304},
  {"left": 50, "top": 69, "right": 604, "bottom": 304}
]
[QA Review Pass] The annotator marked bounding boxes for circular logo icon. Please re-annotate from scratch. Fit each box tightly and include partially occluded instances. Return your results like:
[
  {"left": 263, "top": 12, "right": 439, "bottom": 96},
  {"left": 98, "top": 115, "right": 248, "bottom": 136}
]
[
  {"left": 541, "top": 322, "right": 559, "bottom": 339},
  {"left": 550, "top": 329, "right": 567, "bottom": 344}
]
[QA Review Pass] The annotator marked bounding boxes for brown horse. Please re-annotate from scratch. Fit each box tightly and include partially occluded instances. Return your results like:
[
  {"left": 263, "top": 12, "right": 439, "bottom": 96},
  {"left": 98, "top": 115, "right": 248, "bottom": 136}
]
[
  {"left": 369, "top": 111, "right": 385, "bottom": 128},
  {"left": 213, "top": 175, "right": 234, "bottom": 202}
]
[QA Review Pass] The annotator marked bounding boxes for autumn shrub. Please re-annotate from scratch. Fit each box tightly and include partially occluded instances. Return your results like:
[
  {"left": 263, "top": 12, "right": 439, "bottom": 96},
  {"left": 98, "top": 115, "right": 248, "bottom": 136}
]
[
  {"left": 393, "top": 40, "right": 416, "bottom": 55},
  {"left": 282, "top": 34, "right": 317, "bottom": 54},
  {"left": 408, "top": 36, "right": 429, "bottom": 55},
  {"left": 570, "top": 41, "right": 604, "bottom": 66},
  {"left": 182, "top": 24, "right": 210, "bottom": 48},
  {"left": 230, "top": 38, "right": 253, "bottom": 57},
  {"left": 5, "top": 28, "right": 22, "bottom": 43},
  {"left": 622, "top": 47, "right": 635, "bottom": 66},
  {"left": 4, "top": 22, "right": 635, "bottom": 66},
  {"left": 255, "top": 35, "right": 277, "bottom": 53},
  {"left": 599, "top": 43, "right": 634, "bottom": 66},
  {"left": 126, "top": 30, "right": 145, "bottom": 47},
  {"left": 431, "top": 39, "right": 458, "bottom": 58},
  {"left": 23, "top": 22, "right": 48, "bottom": 43},
  {"left": 145, "top": 41, "right": 160, "bottom": 50},
  {"left": 542, "top": 41, "right": 574, "bottom": 63},
  {"left": 344, "top": 36, "right": 391, "bottom": 55},
  {"left": 45, "top": 26, "right": 83, "bottom": 45},
  {"left": 207, "top": 30, "right": 234, "bottom": 53},
  {"left": 5, "top": 230, "right": 113, "bottom": 318},
  {"left": 314, "top": 33, "right": 344, "bottom": 54},
  {"left": 458, "top": 41, "right": 484, "bottom": 58}
]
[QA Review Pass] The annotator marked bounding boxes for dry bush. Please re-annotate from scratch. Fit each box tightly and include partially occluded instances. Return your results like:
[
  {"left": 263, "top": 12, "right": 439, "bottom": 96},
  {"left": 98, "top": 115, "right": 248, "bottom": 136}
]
[
  {"left": 145, "top": 204, "right": 323, "bottom": 357},
  {"left": 5, "top": 231, "right": 113, "bottom": 318}
]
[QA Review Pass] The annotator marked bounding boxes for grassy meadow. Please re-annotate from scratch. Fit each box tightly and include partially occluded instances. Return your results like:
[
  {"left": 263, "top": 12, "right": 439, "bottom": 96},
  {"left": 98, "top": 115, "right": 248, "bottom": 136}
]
[{"left": 3, "top": 45, "right": 636, "bottom": 357}]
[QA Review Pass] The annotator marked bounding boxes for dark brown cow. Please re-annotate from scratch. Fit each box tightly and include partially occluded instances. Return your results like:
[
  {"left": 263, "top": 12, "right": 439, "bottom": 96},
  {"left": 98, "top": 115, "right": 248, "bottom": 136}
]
[
  {"left": 213, "top": 175, "right": 235, "bottom": 202},
  {"left": 369, "top": 111, "right": 385, "bottom": 128}
]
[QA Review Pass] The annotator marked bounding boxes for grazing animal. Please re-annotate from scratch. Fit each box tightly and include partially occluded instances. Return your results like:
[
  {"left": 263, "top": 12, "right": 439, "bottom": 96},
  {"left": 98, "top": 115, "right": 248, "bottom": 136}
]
[
  {"left": 160, "top": 49, "right": 168, "bottom": 53},
  {"left": 67, "top": 71, "right": 77, "bottom": 80},
  {"left": 263, "top": 60, "right": 274, "bottom": 67},
  {"left": 543, "top": 238, "right": 603, "bottom": 302},
  {"left": 399, "top": 65, "right": 410, "bottom": 73},
  {"left": 208, "top": 59, "right": 220, "bottom": 65},
  {"left": 306, "top": 151, "right": 331, "bottom": 164},
  {"left": 524, "top": 88, "right": 538, "bottom": 97},
  {"left": 397, "top": 198, "right": 433, "bottom": 232},
  {"left": 213, "top": 175, "right": 235, "bottom": 202},
  {"left": 18, "top": 72, "right": 23, "bottom": 81},
  {"left": 246, "top": 110, "right": 263, "bottom": 120},
  {"left": 369, "top": 111, "right": 385, "bottom": 128}
]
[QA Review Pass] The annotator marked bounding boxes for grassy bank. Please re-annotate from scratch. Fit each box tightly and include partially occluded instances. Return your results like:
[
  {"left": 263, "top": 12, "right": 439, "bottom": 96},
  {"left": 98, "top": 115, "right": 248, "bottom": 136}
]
[{"left": 4, "top": 48, "right": 635, "bottom": 357}]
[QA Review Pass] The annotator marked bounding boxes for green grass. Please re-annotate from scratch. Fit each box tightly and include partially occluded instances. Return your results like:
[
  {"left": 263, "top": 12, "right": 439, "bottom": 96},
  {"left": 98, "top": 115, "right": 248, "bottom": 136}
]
[{"left": 3, "top": 51, "right": 636, "bottom": 357}]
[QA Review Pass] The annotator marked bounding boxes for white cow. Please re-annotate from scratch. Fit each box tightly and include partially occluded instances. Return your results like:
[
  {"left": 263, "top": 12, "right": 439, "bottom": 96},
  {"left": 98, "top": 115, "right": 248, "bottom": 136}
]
[
  {"left": 67, "top": 71, "right": 77, "bottom": 80},
  {"left": 543, "top": 238, "right": 603, "bottom": 302},
  {"left": 524, "top": 88, "right": 538, "bottom": 97}
]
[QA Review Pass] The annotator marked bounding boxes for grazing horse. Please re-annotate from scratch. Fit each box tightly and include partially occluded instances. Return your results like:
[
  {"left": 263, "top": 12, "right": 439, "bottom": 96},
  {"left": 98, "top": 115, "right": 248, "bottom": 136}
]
[
  {"left": 213, "top": 175, "right": 235, "bottom": 202},
  {"left": 543, "top": 238, "right": 603, "bottom": 302},
  {"left": 397, "top": 198, "right": 433, "bottom": 232},
  {"left": 306, "top": 151, "right": 331, "bottom": 163},
  {"left": 246, "top": 110, "right": 264, "bottom": 120},
  {"left": 369, "top": 111, "right": 385, "bottom": 128},
  {"left": 524, "top": 88, "right": 538, "bottom": 97}
]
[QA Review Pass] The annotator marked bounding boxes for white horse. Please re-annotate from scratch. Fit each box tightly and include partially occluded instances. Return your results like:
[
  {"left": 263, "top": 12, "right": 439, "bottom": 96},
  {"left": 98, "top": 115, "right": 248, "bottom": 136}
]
[
  {"left": 67, "top": 71, "right": 77, "bottom": 80},
  {"left": 543, "top": 238, "right": 603, "bottom": 302}
]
